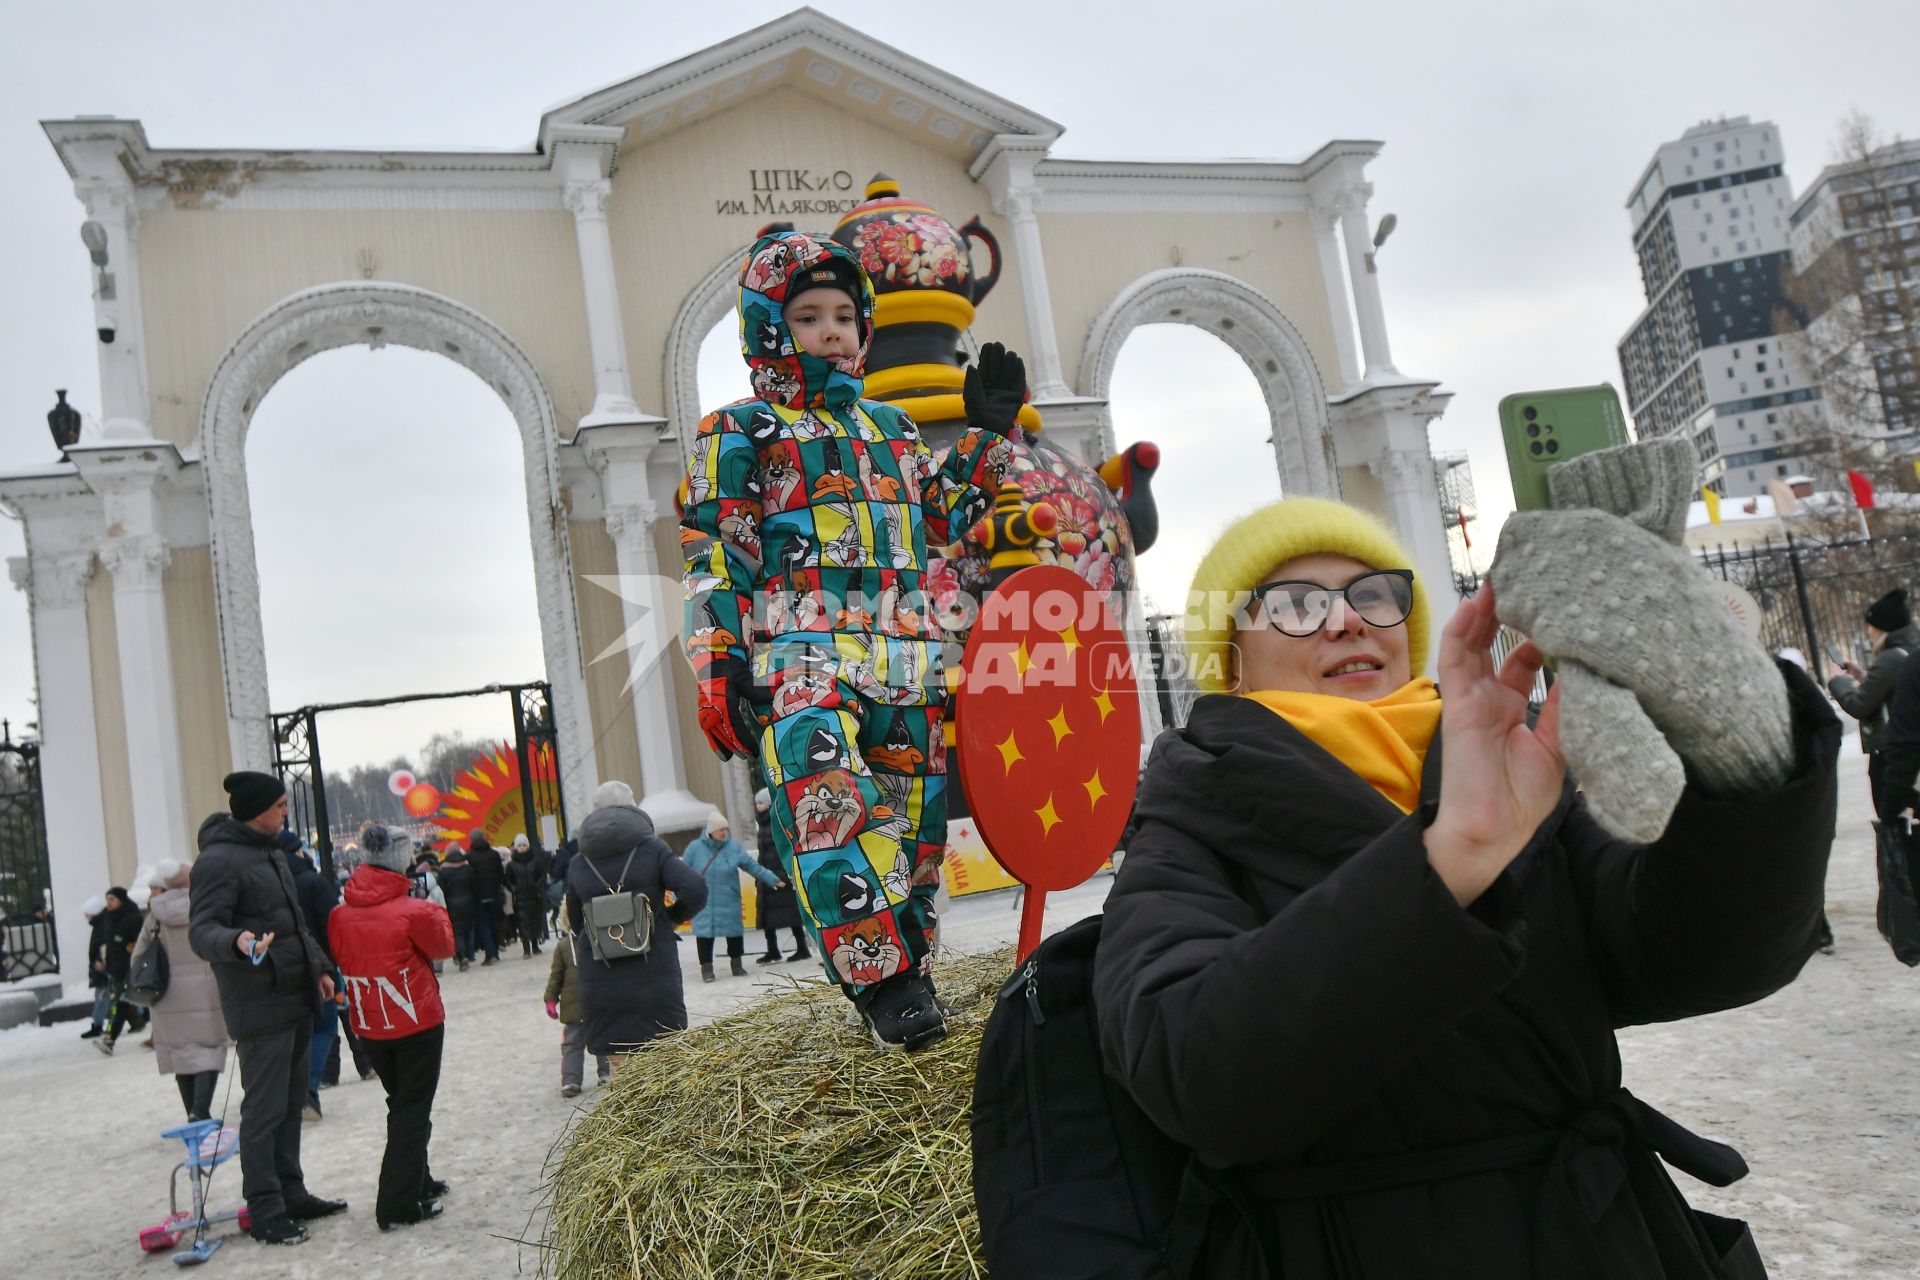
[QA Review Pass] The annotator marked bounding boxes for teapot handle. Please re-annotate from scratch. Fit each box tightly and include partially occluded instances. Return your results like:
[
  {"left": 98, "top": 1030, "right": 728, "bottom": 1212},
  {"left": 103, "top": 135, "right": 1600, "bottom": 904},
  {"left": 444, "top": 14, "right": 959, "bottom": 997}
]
[{"left": 959, "top": 216, "right": 1002, "bottom": 306}]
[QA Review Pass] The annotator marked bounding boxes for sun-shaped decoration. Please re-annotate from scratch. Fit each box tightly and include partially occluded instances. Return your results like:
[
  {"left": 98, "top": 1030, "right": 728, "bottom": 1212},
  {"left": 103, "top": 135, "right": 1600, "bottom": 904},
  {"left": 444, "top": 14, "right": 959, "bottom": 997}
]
[{"left": 432, "top": 741, "right": 561, "bottom": 848}]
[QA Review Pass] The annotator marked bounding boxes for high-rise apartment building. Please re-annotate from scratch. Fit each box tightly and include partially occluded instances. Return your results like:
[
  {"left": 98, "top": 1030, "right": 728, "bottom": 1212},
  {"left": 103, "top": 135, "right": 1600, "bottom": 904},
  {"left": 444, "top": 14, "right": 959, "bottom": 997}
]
[
  {"left": 1787, "top": 138, "right": 1920, "bottom": 448},
  {"left": 1617, "top": 117, "right": 1825, "bottom": 496}
]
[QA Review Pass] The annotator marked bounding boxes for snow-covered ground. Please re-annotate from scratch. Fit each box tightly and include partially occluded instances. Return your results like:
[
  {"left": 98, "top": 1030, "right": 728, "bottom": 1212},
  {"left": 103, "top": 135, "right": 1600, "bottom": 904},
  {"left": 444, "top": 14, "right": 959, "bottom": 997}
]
[{"left": 1, "top": 746, "right": 1915, "bottom": 1278}]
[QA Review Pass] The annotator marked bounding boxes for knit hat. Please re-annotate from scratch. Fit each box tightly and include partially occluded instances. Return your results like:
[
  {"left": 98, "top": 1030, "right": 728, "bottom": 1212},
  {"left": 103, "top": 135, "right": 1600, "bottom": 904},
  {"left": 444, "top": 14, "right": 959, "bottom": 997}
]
[
  {"left": 592, "top": 780, "right": 636, "bottom": 811},
  {"left": 512, "top": 833, "right": 530, "bottom": 851},
  {"left": 359, "top": 822, "right": 415, "bottom": 873},
  {"left": 148, "top": 858, "right": 183, "bottom": 889},
  {"left": 1866, "top": 588, "right": 1911, "bottom": 632},
  {"left": 754, "top": 789, "right": 771, "bottom": 808},
  {"left": 223, "top": 770, "right": 286, "bottom": 822},
  {"left": 1184, "top": 497, "right": 1430, "bottom": 693},
  {"left": 705, "top": 809, "right": 730, "bottom": 836},
  {"left": 275, "top": 829, "right": 303, "bottom": 854},
  {"left": 81, "top": 895, "right": 105, "bottom": 918}
]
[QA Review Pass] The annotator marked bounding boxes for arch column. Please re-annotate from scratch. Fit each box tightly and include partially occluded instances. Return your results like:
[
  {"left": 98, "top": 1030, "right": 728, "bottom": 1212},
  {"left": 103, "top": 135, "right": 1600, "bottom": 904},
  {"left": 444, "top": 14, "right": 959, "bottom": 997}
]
[
  {"left": 976, "top": 136, "right": 1074, "bottom": 401},
  {"left": 68, "top": 444, "right": 190, "bottom": 866},
  {"left": 1328, "top": 381, "right": 1460, "bottom": 642},
  {"left": 575, "top": 421, "right": 707, "bottom": 835},
  {"left": 198, "top": 283, "right": 598, "bottom": 820},
  {"left": 7, "top": 542, "right": 111, "bottom": 993},
  {"left": 552, "top": 124, "right": 652, "bottom": 429}
]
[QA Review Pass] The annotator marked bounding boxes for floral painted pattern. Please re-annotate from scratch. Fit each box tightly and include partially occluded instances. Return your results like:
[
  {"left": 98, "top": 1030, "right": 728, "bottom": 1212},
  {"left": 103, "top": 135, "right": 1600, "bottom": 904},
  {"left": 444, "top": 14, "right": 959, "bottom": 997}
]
[
  {"left": 935, "top": 432, "right": 1137, "bottom": 620},
  {"left": 853, "top": 213, "right": 971, "bottom": 291}
]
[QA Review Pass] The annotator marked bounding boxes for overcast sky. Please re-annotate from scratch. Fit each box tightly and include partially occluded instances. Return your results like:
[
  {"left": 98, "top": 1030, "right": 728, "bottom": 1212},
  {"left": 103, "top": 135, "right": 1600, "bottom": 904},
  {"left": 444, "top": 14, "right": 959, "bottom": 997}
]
[{"left": 2, "top": 0, "right": 1915, "bottom": 772}]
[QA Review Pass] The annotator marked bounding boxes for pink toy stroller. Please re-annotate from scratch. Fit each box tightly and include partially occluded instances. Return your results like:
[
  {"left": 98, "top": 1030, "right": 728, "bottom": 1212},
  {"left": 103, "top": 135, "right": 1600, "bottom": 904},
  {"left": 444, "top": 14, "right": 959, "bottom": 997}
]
[{"left": 138, "top": 1119, "right": 251, "bottom": 1264}]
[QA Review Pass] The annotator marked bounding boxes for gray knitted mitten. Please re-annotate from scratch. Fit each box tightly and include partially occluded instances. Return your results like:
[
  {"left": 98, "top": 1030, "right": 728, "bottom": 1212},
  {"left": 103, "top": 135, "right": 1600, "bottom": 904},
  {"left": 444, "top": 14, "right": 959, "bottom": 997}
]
[{"left": 1490, "top": 439, "right": 1794, "bottom": 842}]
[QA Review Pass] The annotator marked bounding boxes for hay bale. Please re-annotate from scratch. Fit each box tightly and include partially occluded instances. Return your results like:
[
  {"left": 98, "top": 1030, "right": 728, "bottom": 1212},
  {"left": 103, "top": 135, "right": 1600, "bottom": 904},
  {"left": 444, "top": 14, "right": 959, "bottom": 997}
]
[{"left": 541, "top": 946, "right": 1015, "bottom": 1279}]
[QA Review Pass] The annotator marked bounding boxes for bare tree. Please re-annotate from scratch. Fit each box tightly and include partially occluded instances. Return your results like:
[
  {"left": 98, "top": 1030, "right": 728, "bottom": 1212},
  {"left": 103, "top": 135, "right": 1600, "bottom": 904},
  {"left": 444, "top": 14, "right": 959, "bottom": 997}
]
[
  {"left": 418, "top": 732, "right": 496, "bottom": 793},
  {"left": 1778, "top": 110, "right": 1920, "bottom": 498}
]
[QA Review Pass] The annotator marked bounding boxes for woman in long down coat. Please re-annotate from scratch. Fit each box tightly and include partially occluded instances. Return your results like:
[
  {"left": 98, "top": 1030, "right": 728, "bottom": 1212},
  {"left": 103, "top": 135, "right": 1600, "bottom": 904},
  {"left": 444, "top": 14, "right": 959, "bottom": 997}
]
[
  {"left": 1092, "top": 483, "right": 1838, "bottom": 1279},
  {"left": 683, "top": 810, "right": 782, "bottom": 982},
  {"left": 563, "top": 784, "right": 708, "bottom": 1064},
  {"left": 138, "top": 859, "right": 228, "bottom": 1122}
]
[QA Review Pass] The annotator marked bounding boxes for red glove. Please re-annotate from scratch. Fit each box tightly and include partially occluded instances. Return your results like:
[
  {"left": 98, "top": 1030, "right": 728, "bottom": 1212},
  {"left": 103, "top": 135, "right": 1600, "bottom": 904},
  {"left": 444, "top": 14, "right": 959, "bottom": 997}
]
[
  {"left": 695, "top": 654, "right": 765, "bottom": 761},
  {"left": 544, "top": 1000, "right": 559, "bottom": 1021}
]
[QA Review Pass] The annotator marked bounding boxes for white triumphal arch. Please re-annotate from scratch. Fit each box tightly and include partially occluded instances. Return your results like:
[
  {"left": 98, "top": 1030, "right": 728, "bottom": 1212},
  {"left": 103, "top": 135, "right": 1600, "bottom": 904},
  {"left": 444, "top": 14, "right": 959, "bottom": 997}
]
[{"left": 2, "top": 9, "right": 1459, "bottom": 990}]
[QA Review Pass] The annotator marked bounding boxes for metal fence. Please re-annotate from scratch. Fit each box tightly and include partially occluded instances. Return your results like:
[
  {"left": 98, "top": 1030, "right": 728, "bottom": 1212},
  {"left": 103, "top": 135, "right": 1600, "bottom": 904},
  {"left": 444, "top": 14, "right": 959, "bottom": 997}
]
[
  {"left": 0, "top": 720, "right": 55, "bottom": 978},
  {"left": 1695, "top": 530, "right": 1920, "bottom": 685}
]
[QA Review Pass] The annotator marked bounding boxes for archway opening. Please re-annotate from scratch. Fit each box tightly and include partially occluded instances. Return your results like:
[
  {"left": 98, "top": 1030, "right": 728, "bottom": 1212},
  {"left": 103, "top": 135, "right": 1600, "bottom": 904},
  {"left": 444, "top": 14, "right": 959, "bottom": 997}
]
[
  {"left": 695, "top": 314, "right": 743, "bottom": 418},
  {"left": 246, "top": 345, "right": 547, "bottom": 833},
  {"left": 1107, "top": 323, "right": 1279, "bottom": 617}
]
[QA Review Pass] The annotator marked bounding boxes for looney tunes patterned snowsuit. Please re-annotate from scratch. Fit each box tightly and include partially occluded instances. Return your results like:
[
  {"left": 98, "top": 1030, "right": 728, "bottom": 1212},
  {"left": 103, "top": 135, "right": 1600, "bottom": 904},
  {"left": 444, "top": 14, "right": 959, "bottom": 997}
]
[{"left": 682, "top": 231, "right": 1009, "bottom": 995}]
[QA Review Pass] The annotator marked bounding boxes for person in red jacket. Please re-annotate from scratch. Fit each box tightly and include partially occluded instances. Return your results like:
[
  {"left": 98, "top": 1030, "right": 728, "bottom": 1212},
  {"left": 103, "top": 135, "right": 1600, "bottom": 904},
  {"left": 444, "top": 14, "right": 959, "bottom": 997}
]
[{"left": 328, "top": 823, "right": 456, "bottom": 1231}]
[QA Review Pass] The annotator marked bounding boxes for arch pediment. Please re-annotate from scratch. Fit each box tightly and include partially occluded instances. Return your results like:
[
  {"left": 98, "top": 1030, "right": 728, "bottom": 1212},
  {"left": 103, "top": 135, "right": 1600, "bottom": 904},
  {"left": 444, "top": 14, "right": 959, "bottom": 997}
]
[{"left": 539, "top": 8, "right": 1059, "bottom": 163}]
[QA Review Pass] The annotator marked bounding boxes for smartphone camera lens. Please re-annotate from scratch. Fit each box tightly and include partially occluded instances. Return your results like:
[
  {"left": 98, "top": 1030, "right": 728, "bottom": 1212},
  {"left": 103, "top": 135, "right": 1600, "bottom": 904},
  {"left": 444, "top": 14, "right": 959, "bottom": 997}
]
[
  {"left": 1529, "top": 441, "right": 1543, "bottom": 457},
  {"left": 1526, "top": 423, "right": 1540, "bottom": 438},
  {"left": 1522, "top": 406, "right": 1538, "bottom": 421},
  {"left": 1545, "top": 440, "right": 1560, "bottom": 455}
]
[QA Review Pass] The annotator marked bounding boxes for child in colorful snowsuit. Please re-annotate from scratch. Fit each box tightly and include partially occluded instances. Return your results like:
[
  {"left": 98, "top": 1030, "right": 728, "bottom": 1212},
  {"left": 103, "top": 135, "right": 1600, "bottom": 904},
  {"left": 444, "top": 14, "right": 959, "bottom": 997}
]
[
  {"left": 681, "top": 227, "right": 1024, "bottom": 1049},
  {"left": 544, "top": 909, "right": 609, "bottom": 1097}
]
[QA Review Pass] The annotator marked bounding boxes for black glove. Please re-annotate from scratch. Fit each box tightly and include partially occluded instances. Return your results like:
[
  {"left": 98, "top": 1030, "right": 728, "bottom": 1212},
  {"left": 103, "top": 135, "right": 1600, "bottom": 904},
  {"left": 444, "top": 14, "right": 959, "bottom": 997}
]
[{"left": 963, "top": 341, "right": 1028, "bottom": 438}]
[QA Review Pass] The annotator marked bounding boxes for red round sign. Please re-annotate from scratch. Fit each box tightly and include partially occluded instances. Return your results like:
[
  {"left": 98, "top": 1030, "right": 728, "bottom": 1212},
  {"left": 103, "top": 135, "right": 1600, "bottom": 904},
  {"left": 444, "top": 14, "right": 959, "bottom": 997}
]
[{"left": 955, "top": 566, "right": 1143, "bottom": 892}]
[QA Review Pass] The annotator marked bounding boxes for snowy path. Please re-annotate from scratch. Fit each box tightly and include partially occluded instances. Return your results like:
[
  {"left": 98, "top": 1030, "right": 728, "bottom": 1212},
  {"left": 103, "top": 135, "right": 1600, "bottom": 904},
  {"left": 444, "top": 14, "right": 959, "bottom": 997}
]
[{"left": 1, "top": 747, "right": 1915, "bottom": 1277}]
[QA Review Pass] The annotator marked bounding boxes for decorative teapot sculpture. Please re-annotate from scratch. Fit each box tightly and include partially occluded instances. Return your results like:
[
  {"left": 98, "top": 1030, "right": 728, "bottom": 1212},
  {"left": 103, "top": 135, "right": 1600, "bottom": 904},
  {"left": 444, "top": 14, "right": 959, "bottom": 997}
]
[{"left": 832, "top": 175, "right": 1014, "bottom": 412}]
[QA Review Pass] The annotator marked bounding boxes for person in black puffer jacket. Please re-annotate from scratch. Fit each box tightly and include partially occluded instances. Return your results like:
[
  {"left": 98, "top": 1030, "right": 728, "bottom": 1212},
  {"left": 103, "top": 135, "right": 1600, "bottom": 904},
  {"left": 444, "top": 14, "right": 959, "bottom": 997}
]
[
  {"left": 435, "top": 845, "right": 477, "bottom": 971},
  {"left": 465, "top": 831, "right": 504, "bottom": 964},
  {"left": 751, "top": 789, "right": 809, "bottom": 964},
  {"left": 506, "top": 836, "right": 547, "bottom": 958},
  {"left": 187, "top": 771, "right": 345, "bottom": 1246},
  {"left": 563, "top": 782, "right": 707, "bottom": 1068},
  {"left": 281, "top": 833, "right": 342, "bottom": 1118},
  {"left": 93, "top": 886, "right": 148, "bottom": 1053}
]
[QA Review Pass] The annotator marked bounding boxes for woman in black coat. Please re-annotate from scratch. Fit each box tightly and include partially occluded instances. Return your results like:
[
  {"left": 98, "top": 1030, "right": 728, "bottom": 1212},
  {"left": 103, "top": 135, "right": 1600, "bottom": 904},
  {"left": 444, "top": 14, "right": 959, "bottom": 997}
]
[
  {"left": 435, "top": 848, "right": 476, "bottom": 970},
  {"left": 751, "top": 789, "right": 809, "bottom": 964},
  {"left": 1092, "top": 493, "right": 1837, "bottom": 1278},
  {"left": 563, "top": 791, "right": 708, "bottom": 1065}
]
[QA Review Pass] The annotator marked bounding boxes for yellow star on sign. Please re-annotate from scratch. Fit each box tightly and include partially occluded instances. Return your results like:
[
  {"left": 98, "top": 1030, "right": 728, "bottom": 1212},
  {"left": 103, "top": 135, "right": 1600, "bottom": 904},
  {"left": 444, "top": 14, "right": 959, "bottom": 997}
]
[
  {"left": 1083, "top": 768, "right": 1108, "bottom": 809},
  {"left": 1035, "top": 795, "right": 1062, "bottom": 836},
  {"left": 996, "top": 729, "right": 1024, "bottom": 773},
  {"left": 1059, "top": 624, "right": 1082, "bottom": 654},
  {"left": 1092, "top": 686, "right": 1116, "bottom": 725},
  {"left": 1047, "top": 707, "right": 1073, "bottom": 746},
  {"left": 1013, "top": 639, "right": 1033, "bottom": 680}
]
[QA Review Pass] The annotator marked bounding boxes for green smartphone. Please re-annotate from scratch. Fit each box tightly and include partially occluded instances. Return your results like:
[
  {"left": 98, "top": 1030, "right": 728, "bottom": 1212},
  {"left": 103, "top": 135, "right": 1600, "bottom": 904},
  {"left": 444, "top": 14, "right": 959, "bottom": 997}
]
[{"left": 1499, "top": 384, "right": 1631, "bottom": 511}]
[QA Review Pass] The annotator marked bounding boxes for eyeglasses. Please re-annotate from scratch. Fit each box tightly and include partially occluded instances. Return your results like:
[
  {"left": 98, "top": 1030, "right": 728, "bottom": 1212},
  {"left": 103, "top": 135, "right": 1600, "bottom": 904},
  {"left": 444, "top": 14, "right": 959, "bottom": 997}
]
[{"left": 1245, "top": 569, "right": 1415, "bottom": 636}]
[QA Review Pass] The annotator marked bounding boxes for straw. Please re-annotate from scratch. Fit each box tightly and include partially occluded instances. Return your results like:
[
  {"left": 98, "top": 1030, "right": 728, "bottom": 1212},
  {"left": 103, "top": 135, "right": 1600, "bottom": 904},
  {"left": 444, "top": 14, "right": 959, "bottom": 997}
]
[{"left": 537, "top": 946, "right": 1014, "bottom": 1279}]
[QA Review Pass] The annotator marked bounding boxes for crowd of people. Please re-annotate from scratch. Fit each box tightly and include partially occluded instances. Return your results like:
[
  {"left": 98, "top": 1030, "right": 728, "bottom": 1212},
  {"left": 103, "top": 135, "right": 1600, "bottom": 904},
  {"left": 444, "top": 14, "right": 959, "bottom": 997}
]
[{"left": 65, "top": 761, "right": 801, "bottom": 1247}]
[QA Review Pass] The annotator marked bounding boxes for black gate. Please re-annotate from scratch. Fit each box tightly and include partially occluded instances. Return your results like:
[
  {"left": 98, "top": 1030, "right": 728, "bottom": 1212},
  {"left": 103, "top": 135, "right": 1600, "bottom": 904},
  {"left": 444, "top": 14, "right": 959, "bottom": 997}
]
[
  {"left": 1697, "top": 530, "right": 1920, "bottom": 685},
  {"left": 271, "top": 682, "right": 568, "bottom": 878},
  {"left": 0, "top": 720, "right": 57, "bottom": 978}
]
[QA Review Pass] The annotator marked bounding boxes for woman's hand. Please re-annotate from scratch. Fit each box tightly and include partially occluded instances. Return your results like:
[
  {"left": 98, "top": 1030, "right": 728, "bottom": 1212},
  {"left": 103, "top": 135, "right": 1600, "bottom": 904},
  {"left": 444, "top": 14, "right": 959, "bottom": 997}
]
[{"left": 1425, "top": 585, "right": 1565, "bottom": 907}]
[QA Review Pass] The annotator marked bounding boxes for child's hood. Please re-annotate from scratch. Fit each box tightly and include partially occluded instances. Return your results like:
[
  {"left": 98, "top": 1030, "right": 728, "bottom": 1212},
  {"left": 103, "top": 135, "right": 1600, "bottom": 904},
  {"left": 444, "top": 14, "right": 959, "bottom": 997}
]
[{"left": 736, "top": 229, "right": 874, "bottom": 412}]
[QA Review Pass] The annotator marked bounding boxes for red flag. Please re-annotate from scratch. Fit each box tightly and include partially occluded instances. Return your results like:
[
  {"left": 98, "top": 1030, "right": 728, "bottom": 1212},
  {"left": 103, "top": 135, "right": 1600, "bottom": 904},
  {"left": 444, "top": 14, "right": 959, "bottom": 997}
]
[{"left": 1848, "top": 470, "right": 1877, "bottom": 510}]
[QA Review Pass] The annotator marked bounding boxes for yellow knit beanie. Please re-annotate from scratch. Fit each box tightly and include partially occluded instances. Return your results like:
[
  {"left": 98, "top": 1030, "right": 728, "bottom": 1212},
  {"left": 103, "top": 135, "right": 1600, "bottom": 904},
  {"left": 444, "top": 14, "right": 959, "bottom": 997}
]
[{"left": 1184, "top": 497, "right": 1431, "bottom": 692}]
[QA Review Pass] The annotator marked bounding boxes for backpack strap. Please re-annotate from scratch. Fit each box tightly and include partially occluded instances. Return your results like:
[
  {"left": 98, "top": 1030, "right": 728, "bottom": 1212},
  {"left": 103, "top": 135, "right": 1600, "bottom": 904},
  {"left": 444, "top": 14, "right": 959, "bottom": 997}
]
[{"left": 582, "top": 847, "right": 640, "bottom": 896}]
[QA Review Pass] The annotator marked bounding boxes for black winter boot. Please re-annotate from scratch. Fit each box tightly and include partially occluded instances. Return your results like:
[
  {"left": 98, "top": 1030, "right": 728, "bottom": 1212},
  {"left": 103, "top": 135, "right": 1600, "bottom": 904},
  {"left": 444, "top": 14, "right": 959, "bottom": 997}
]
[
  {"left": 730, "top": 957, "right": 748, "bottom": 978},
  {"left": 700, "top": 964, "right": 716, "bottom": 983},
  {"left": 853, "top": 973, "right": 947, "bottom": 1052}
]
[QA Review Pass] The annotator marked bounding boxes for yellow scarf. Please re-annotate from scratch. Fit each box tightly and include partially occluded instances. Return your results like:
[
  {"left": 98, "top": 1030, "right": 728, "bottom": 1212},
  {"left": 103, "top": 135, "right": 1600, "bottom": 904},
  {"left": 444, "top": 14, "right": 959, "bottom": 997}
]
[{"left": 1244, "top": 678, "right": 1442, "bottom": 813}]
